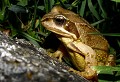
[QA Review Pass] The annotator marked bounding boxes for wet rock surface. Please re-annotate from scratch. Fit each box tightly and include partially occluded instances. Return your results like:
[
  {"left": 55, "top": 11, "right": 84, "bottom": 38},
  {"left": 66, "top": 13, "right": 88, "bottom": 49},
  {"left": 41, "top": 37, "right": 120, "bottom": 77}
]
[{"left": 0, "top": 31, "right": 89, "bottom": 82}]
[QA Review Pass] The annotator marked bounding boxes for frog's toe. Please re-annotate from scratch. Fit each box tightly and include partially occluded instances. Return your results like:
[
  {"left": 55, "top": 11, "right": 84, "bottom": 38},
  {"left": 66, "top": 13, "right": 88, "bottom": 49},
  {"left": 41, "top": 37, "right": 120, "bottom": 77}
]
[
  {"left": 53, "top": 50, "right": 63, "bottom": 62},
  {"left": 106, "top": 54, "right": 116, "bottom": 66}
]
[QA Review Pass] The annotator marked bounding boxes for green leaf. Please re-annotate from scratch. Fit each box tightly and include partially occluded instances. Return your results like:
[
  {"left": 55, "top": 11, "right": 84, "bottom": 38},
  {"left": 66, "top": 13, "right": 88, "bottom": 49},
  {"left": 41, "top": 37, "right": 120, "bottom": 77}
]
[
  {"left": 8, "top": 5, "right": 28, "bottom": 13},
  {"left": 93, "top": 66, "right": 120, "bottom": 82},
  {"left": 87, "top": 0, "right": 100, "bottom": 20},
  {"left": 111, "top": 0, "right": 120, "bottom": 2},
  {"left": 92, "top": 66, "right": 120, "bottom": 73},
  {"left": 37, "top": 6, "right": 44, "bottom": 10},
  {"left": 17, "top": 0, "right": 28, "bottom": 6}
]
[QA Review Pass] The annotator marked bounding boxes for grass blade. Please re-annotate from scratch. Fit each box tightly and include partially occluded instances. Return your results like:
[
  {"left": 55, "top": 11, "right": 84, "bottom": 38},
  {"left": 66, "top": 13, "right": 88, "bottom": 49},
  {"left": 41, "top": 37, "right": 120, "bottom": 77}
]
[
  {"left": 91, "top": 19, "right": 105, "bottom": 26},
  {"left": 117, "top": 40, "right": 120, "bottom": 47},
  {"left": 87, "top": 0, "right": 100, "bottom": 20},
  {"left": 79, "top": 0, "right": 86, "bottom": 17},
  {"left": 21, "top": 32, "right": 41, "bottom": 47},
  {"left": 97, "top": 0, "right": 107, "bottom": 18},
  {"left": 111, "top": 0, "right": 120, "bottom": 2},
  {"left": 88, "top": 33, "right": 120, "bottom": 37},
  {"left": 92, "top": 66, "right": 120, "bottom": 73}
]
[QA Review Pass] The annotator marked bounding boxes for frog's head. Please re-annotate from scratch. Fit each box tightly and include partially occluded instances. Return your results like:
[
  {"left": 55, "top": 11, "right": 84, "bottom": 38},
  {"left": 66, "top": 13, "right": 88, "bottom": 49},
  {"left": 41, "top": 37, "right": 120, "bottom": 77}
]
[{"left": 41, "top": 6, "right": 79, "bottom": 40}]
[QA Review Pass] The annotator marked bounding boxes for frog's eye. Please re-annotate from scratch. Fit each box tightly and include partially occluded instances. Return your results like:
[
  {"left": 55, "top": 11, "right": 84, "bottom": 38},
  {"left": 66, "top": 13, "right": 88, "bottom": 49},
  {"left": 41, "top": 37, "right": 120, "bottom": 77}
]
[{"left": 54, "top": 15, "right": 66, "bottom": 26}]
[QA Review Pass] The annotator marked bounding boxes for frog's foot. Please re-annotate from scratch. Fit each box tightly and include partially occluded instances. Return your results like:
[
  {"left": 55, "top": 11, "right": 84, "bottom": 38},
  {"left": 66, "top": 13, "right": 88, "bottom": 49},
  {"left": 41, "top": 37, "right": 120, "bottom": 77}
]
[
  {"left": 53, "top": 50, "right": 63, "bottom": 62},
  {"left": 46, "top": 48, "right": 63, "bottom": 62},
  {"left": 69, "top": 67, "right": 98, "bottom": 81},
  {"left": 80, "top": 67, "right": 97, "bottom": 80},
  {"left": 106, "top": 54, "right": 116, "bottom": 66},
  {"left": 52, "top": 44, "right": 68, "bottom": 62}
]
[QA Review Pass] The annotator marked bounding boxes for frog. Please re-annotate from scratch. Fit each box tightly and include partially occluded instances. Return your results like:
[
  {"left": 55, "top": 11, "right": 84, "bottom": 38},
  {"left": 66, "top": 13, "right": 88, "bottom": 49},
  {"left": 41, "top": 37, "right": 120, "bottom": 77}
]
[{"left": 41, "top": 6, "right": 115, "bottom": 80}]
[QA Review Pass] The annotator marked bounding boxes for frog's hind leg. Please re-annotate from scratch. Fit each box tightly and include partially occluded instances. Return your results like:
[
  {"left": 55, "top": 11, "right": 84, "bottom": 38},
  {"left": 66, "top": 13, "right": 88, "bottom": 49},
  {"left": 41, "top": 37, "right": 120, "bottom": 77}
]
[
  {"left": 69, "top": 67, "right": 98, "bottom": 82},
  {"left": 106, "top": 54, "right": 116, "bottom": 66}
]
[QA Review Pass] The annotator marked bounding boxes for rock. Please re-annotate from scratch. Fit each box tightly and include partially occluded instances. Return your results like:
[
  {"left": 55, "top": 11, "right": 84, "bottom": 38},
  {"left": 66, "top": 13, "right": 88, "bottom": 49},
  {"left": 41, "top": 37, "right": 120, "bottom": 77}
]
[{"left": 0, "top": 31, "right": 89, "bottom": 82}]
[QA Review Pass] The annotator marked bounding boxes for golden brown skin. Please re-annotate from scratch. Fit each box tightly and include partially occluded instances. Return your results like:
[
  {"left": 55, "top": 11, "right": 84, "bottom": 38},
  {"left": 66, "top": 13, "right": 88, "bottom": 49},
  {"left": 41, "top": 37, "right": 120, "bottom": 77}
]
[{"left": 41, "top": 6, "right": 115, "bottom": 80}]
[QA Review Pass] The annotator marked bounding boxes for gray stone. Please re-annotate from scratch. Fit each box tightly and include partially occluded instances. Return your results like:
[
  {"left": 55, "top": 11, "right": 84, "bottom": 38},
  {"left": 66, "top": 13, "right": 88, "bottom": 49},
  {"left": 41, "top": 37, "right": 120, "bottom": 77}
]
[{"left": 0, "top": 31, "right": 89, "bottom": 82}]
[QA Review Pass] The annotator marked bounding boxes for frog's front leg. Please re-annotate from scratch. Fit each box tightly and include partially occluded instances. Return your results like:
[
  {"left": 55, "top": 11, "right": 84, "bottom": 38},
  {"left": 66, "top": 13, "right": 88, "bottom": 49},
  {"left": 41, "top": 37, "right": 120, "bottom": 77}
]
[
  {"left": 67, "top": 40, "right": 98, "bottom": 79},
  {"left": 52, "top": 44, "right": 67, "bottom": 62},
  {"left": 67, "top": 40, "right": 97, "bottom": 66}
]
